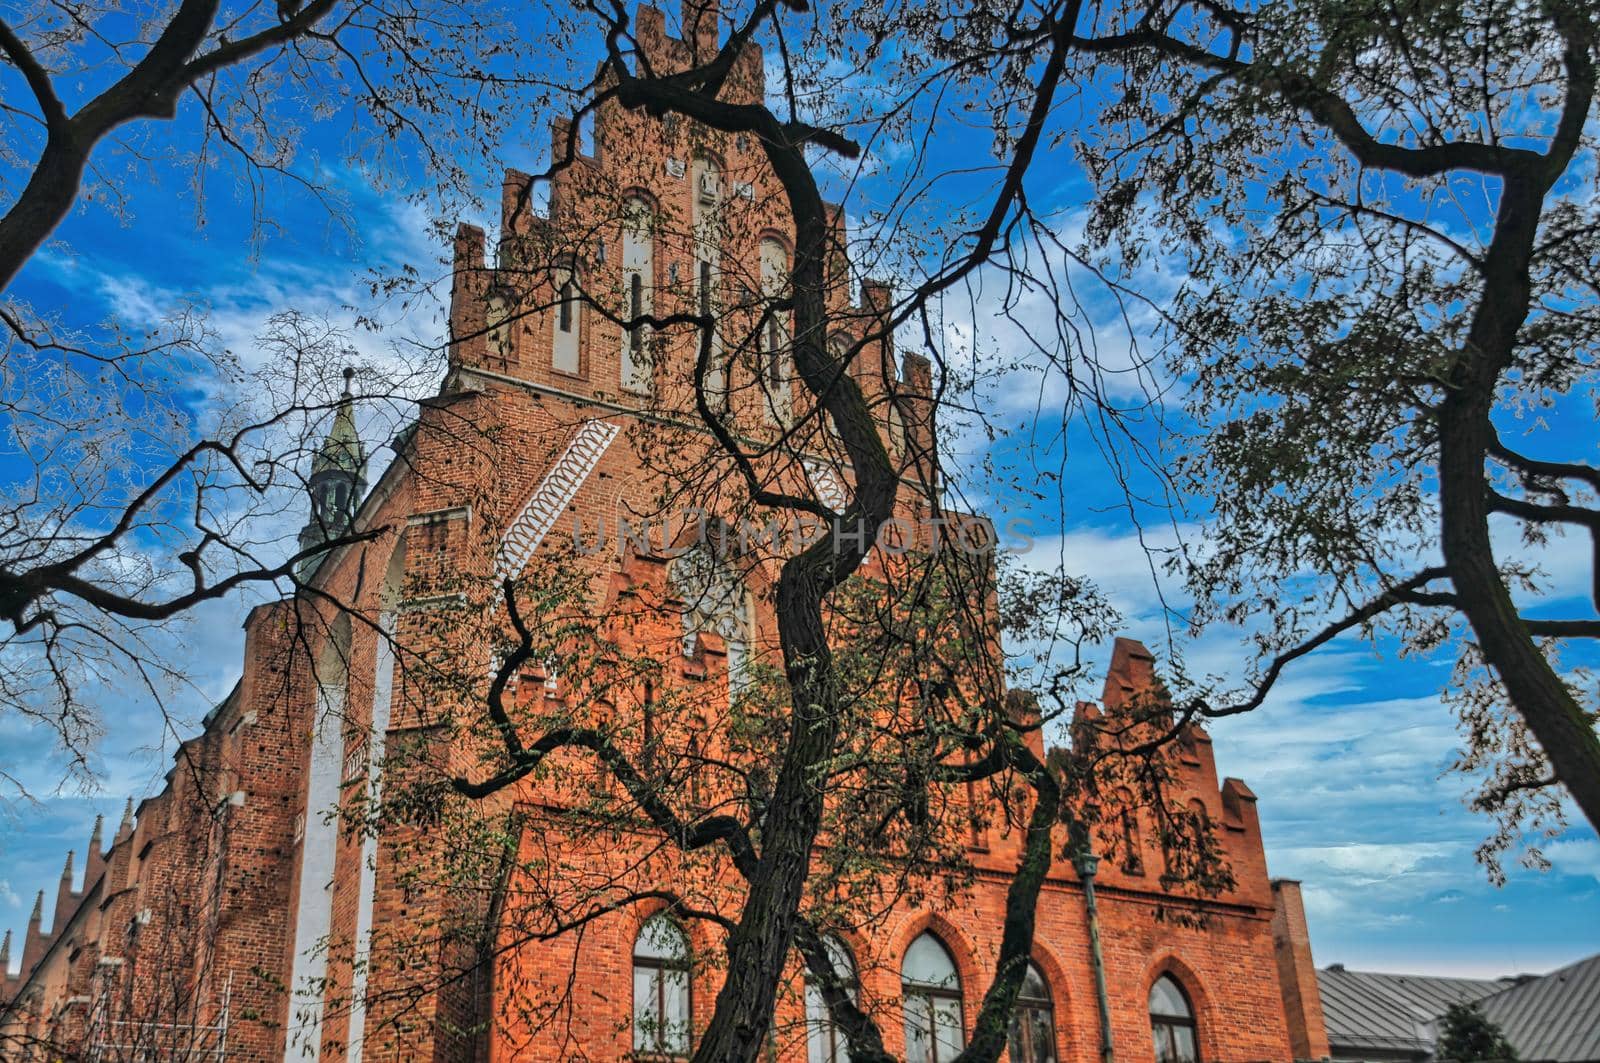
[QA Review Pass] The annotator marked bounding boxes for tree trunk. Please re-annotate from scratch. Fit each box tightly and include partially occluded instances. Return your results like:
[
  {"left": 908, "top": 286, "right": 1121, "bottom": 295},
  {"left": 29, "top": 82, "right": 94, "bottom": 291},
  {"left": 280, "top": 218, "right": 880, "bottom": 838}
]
[
  {"left": 687, "top": 130, "right": 901, "bottom": 1062},
  {"left": 1439, "top": 169, "right": 1600, "bottom": 838},
  {"left": 1438, "top": 398, "right": 1600, "bottom": 836}
]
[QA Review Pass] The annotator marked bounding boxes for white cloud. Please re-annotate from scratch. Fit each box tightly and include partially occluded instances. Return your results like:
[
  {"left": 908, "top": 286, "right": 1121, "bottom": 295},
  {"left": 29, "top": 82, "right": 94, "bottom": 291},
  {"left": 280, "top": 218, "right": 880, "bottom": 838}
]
[
  {"left": 1542, "top": 837, "right": 1600, "bottom": 883},
  {"left": 1022, "top": 523, "right": 1194, "bottom": 623}
]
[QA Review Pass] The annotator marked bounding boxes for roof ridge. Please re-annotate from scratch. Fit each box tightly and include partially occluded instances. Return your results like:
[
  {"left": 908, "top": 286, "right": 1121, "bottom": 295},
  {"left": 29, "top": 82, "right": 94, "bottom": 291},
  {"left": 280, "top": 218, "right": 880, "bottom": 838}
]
[
  {"left": 1324, "top": 966, "right": 1509, "bottom": 986},
  {"left": 1465, "top": 949, "right": 1600, "bottom": 1007}
]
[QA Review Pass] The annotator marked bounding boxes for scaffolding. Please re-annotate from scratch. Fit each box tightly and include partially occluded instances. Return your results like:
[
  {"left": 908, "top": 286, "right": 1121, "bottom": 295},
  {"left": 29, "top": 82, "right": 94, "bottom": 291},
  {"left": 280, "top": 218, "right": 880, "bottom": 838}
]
[{"left": 84, "top": 973, "right": 231, "bottom": 1063}]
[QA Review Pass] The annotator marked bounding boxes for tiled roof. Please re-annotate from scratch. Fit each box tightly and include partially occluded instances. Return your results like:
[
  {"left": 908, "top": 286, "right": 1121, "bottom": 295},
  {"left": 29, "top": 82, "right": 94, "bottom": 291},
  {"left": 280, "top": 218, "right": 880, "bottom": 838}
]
[
  {"left": 1317, "top": 966, "right": 1511, "bottom": 1058},
  {"left": 1474, "top": 953, "right": 1600, "bottom": 1062}
]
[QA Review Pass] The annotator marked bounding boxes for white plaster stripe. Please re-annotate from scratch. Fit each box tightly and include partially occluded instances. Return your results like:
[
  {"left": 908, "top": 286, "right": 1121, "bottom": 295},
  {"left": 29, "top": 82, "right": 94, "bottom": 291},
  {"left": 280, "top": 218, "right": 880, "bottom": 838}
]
[
  {"left": 345, "top": 613, "right": 396, "bottom": 1062},
  {"left": 284, "top": 685, "right": 345, "bottom": 1062},
  {"left": 495, "top": 420, "right": 621, "bottom": 580},
  {"left": 801, "top": 457, "right": 848, "bottom": 512}
]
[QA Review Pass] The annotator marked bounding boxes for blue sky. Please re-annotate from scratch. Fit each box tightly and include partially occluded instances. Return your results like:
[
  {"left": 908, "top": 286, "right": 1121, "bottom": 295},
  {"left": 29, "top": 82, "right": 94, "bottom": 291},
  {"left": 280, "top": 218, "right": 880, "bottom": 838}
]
[{"left": 2, "top": 1, "right": 1598, "bottom": 983}]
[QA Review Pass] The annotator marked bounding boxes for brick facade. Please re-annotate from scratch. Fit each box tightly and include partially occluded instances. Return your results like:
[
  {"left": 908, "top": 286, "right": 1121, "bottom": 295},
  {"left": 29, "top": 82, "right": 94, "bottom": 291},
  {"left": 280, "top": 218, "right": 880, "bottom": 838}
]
[{"left": 2, "top": 4, "right": 1305, "bottom": 1061}]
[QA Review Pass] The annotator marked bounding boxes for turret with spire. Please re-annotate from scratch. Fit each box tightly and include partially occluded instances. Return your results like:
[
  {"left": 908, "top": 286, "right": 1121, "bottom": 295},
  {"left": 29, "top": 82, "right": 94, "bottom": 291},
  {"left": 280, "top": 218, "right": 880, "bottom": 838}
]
[{"left": 297, "top": 368, "right": 368, "bottom": 576}]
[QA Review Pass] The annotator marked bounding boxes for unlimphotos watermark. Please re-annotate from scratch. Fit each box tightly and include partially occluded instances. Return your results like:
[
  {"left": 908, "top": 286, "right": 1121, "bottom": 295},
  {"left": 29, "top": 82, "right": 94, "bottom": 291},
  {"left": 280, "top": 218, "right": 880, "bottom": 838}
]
[{"left": 568, "top": 508, "right": 1035, "bottom": 559}]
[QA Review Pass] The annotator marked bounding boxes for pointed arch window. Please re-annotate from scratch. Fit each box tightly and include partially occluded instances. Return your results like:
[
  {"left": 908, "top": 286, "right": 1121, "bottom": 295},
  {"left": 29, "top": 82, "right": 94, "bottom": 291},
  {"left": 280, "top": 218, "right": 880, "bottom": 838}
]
[
  {"left": 1150, "top": 975, "right": 1199, "bottom": 1063},
  {"left": 668, "top": 546, "right": 750, "bottom": 703},
  {"left": 822, "top": 336, "right": 852, "bottom": 436},
  {"left": 559, "top": 280, "right": 574, "bottom": 332},
  {"left": 805, "top": 936, "right": 858, "bottom": 1063},
  {"left": 630, "top": 273, "right": 645, "bottom": 349},
  {"left": 692, "top": 156, "right": 725, "bottom": 408},
  {"left": 486, "top": 286, "right": 514, "bottom": 368},
  {"left": 902, "top": 932, "right": 963, "bottom": 1063},
  {"left": 552, "top": 264, "right": 581, "bottom": 375},
  {"left": 697, "top": 257, "right": 727, "bottom": 408},
  {"left": 1007, "top": 963, "right": 1057, "bottom": 1063},
  {"left": 621, "top": 197, "right": 655, "bottom": 394},
  {"left": 1116, "top": 790, "right": 1144, "bottom": 875},
  {"left": 888, "top": 401, "right": 907, "bottom": 458},
  {"left": 765, "top": 321, "right": 784, "bottom": 386},
  {"left": 759, "top": 237, "right": 791, "bottom": 425},
  {"left": 633, "top": 914, "right": 692, "bottom": 1056},
  {"left": 1163, "top": 799, "right": 1212, "bottom": 878},
  {"left": 641, "top": 679, "right": 657, "bottom": 771}
]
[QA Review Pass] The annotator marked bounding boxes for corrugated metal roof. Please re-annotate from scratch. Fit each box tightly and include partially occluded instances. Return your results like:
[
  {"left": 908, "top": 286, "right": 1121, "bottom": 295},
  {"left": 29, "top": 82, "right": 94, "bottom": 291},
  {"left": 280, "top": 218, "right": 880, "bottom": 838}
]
[
  {"left": 1473, "top": 953, "right": 1600, "bottom": 1062},
  {"left": 1318, "top": 967, "right": 1511, "bottom": 1057}
]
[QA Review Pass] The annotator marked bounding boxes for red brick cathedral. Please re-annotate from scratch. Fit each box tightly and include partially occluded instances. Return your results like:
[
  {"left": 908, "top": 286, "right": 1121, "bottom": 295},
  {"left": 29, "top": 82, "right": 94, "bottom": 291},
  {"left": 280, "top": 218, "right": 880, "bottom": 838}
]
[{"left": 0, "top": 5, "right": 1326, "bottom": 1061}]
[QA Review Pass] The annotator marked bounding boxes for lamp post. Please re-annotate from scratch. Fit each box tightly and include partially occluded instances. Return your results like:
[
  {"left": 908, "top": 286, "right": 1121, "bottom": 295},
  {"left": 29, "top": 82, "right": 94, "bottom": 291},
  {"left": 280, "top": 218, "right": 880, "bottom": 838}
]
[{"left": 1075, "top": 849, "right": 1116, "bottom": 1063}]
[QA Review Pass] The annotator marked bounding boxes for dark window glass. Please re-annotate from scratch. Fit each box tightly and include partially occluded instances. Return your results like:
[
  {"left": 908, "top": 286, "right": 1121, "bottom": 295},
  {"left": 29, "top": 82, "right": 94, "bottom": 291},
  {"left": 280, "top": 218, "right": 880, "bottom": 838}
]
[
  {"left": 559, "top": 279, "right": 574, "bottom": 333},
  {"left": 766, "top": 319, "right": 784, "bottom": 387},
  {"left": 630, "top": 273, "right": 645, "bottom": 353},
  {"left": 1006, "top": 963, "right": 1057, "bottom": 1063}
]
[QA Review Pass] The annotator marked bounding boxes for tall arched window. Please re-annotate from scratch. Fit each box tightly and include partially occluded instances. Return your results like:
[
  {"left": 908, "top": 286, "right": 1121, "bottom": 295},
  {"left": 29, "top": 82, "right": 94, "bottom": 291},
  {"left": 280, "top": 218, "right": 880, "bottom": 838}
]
[
  {"left": 621, "top": 197, "right": 654, "bottom": 394},
  {"left": 1164, "top": 800, "right": 1212, "bottom": 878},
  {"left": 1188, "top": 799, "right": 1210, "bottom": 837},
  {"left": 759, "top": 237, "right": 791, "bottom": 425},
  {"left": 805, "top": 936, "right": 858, "bottom": 1063},
  {"left": 901, "top": 932, "right": 963, "bottom": 1063},
  {"left": 692, "top": 156, "right": 725, "bottom": 408},
  {"left": 486, "top": 286, "right": 514, "bottom": 368},
  {"left": 1007, "top": 963, "right": 1057, "bottom": 1063},
  {"left": 1116, "top": 790, "right": 1144, "bottom": 875},
  {"left": 633, "top": 914, "right": 692, "bottom": 1056},
  {"left": 640, "top": 679, "right": 657, "bottom": 771},
  {"left": 1149, "top": 975, "right": 1199, "bottom": 1063},
  {"left": 551, "top": 264, "right": 581, "bottom": 375},
  {"left": 887, "top": 401, "right": 907, "bottom": 457},
  {"left": 822, "top": 336, "right": 852, "bottom": 437},
  {"left": 668, "top": 545, "right": 751, "bottom": 702}
]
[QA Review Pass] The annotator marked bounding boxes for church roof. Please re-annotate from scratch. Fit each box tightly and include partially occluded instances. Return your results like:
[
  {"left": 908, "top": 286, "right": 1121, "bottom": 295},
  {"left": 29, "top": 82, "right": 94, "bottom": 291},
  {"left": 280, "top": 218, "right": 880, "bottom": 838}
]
[
  {"left": 1317, "top": 954, "right": 1600, "bottom": 1062},
  {"left": 1474, "top": 952, "right": 1600, "bottom": 1062},
  {"left": 1317, "top": 966, "right": 1510, "bottom": 1058}
]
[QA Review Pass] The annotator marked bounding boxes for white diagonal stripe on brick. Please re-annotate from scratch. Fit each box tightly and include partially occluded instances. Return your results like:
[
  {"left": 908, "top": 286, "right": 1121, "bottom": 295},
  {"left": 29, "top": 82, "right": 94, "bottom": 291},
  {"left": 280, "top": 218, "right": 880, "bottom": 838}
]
[
  {"left": 802, "top": 457, "right": 848, "bottom": 512},
  {"left": 496, "top": 420, "right": 620, "bottom": 580}
]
